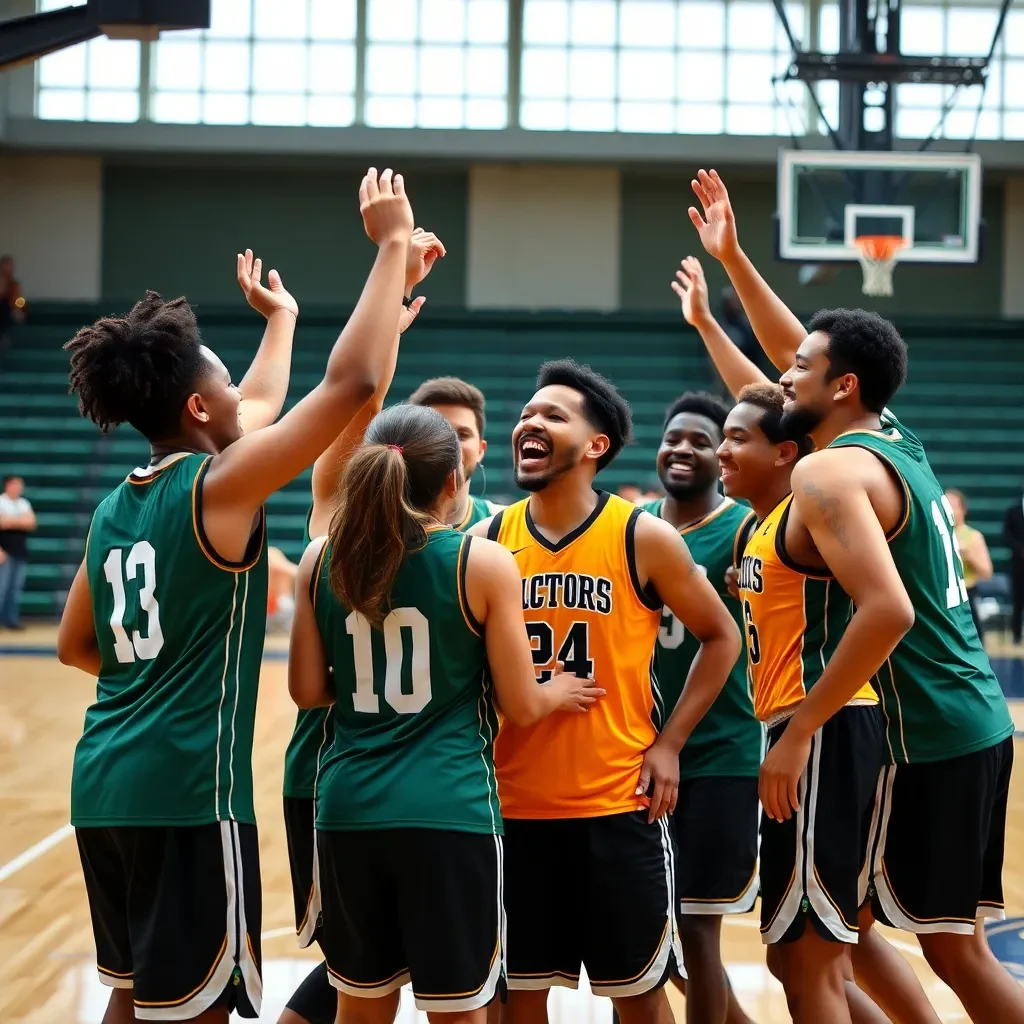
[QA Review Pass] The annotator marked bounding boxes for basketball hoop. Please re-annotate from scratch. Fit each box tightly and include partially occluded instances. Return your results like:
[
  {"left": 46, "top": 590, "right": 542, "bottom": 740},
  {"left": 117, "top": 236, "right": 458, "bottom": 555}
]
[{"left": 854, "top": 235, "right": 905, "bottom": 297}]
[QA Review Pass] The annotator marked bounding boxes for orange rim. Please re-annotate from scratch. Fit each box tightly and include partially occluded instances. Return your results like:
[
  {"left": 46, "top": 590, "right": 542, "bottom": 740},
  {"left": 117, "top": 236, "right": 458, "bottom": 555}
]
[{"left": 854, "top": 234, "right": 906, "bottom": 260}]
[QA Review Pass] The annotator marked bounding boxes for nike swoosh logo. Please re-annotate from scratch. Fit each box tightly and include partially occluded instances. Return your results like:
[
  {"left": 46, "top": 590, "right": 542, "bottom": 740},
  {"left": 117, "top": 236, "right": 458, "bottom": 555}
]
[{"left": 511, "top": 546, "right": 529, "bottom": 555}]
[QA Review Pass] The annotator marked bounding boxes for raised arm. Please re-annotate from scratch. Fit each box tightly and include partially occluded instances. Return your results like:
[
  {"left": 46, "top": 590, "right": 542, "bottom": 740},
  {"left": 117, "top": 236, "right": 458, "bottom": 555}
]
[
  {"left": 759, "top": 449, "right": 915, "bottom": 823},
  {"left": 234, "top": 249, "right": 300, "bottom": 434},
  {"left": 201, "top": 168, "right": 413, "bottom": 560},
  {"left": 672, "top": 254, "right": 771, "bottom": 399},
  {"left": 288, "top": 538, "right": 333, "bottom": 709},
  {"left": 57, "top": 559, "right": 101, "bottom": 676},
  {"left": 464, "top": 539, "right": 604, "bottom": 726},
  {"left": 308, "top": 229, "right": 445, "bottom": 538},
  {"left": 689, "top": 168, "right": 807, "bottom": 372},
  {"left": 635, "top": 513, "right": 743, "bottom": 821}
]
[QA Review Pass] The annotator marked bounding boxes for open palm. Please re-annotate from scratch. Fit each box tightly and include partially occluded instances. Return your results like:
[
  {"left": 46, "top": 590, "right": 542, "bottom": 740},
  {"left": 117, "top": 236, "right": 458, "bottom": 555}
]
[
  {"left": 688, "top": 169, "right": 739, "bottom": 263},
  {"left": 236, "top": 249, "right": 298, "bottom": 320}
]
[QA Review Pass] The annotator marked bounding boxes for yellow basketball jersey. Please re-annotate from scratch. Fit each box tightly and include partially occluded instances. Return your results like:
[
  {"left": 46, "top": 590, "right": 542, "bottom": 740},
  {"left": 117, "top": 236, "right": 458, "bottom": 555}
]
[
  {"left": 739, "top": 495, "right": 877, "bottom": 723},
  {"left": 490, "top": 492, "right": 662, "bottom": 819}
]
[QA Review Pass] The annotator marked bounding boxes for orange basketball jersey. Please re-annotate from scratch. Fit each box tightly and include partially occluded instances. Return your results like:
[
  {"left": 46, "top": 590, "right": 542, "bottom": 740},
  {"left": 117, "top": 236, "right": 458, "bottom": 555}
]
[
  {"left": 489, "top": 492, "right": 663, "bottom": 819},
  {"left": 739, "top": 495, "right": 878, "bottom": 723}
]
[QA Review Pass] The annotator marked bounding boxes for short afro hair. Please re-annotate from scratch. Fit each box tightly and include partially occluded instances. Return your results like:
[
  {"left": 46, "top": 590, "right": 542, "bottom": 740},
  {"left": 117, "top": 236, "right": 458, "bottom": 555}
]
[
  {"left": 736, "top": 382, "right": 814, "bottom": 457},
  {"left": 65, "top": 291, "right": 205, "bottom": 441},
  {"left": 536, "top": 359, "right": 633, "bottom": 471},
  {"left": 808, "top": 308, "right": 908, "bottom": 414},
  {"left": 662, "top": 391, "right": 732, "bottom": 435}
]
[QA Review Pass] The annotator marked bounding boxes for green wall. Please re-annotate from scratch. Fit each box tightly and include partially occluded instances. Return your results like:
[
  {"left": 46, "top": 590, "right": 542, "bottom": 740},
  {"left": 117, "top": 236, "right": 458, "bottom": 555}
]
[
  {"left": 620, "top": 170, "right": 1004, "bottom": 317},
  {"left": 101, "top": 163, "right": 468, "bottom": 307},
  {"left": 101, "top": 160, "right": 1004, "bottom": 318}
]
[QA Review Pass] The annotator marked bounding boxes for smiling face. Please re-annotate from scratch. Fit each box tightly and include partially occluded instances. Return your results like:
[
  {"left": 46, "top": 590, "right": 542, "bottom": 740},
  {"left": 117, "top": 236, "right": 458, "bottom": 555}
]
[
  {"left": 427, "top": 403, "right": 486, "bottom": 481},
  {"left": 656, "top": 411, "right": 722, "bottom": 501},
  {"left": 717, "top": 401, "right": 791, "bottom": 502},
  {"left": 512, "top": 384, "right": 608, "bottom": 492},
  {"left": 779, "top": 330, "right": 841, "bottom": 439}
]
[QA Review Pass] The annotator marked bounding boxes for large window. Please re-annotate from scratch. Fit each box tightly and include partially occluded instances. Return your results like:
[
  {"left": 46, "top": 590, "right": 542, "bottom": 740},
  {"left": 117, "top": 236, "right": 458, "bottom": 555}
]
[
  {"left": 365, "top": 0, "right": 508, "bottom": 128},
  {"left": 36, "top": 0, "right": 140, "bottom": 121},
  {"left": 30, "top": 0, "right": 1024, "bottom": 140},
  {"left": 151, "top": 0, "right": 357, "bottom": 126},
  {"left": 520, "top": 0, "right": 805, "bottom": 134}
]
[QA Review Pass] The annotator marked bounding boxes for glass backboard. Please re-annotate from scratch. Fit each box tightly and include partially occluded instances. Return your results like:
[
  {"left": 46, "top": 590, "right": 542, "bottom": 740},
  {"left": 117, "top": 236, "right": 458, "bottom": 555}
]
[{"left": 777, "top": 150, "right": 982, "bottom": 263}]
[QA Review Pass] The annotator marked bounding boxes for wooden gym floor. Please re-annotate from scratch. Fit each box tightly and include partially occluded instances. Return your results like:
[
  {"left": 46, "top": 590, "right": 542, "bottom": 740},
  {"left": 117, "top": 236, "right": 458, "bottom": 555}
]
[{"left": 2, "top": 627, "right": 1023, "bottom": 1022}]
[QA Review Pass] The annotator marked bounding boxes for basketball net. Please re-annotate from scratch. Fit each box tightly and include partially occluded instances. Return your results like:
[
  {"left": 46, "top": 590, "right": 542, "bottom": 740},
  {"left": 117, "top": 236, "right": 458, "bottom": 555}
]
[{"left": 854, "top": 235, "right": 905, "bottom": 297}]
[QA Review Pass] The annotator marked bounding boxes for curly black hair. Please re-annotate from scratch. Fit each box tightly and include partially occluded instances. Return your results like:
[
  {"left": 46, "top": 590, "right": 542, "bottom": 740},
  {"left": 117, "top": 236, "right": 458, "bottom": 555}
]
[
  {"left": 662, "top": 390, "right": 732, "bottom": 435},
  {"left": 808, "top": 308, "right": 908, "bottom": 413},
  {"left": 65, "top": 291, "right": 204, "bottom": 441},
  {"left": 536, "top": 359, "right": 634, "bottom": 471}
]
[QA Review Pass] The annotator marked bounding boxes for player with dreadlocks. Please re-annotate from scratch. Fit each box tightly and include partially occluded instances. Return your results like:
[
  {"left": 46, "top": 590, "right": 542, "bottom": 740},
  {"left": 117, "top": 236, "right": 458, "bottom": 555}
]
[{"left": 56, "top": 167, "right": 415, "bottom": 1024}]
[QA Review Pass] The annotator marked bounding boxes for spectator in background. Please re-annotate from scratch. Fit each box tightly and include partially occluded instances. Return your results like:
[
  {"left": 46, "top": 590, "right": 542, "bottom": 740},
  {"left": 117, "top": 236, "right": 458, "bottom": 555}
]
[
  {"left": 0, "top": 256, "right": 27, "bottom": 353},
  {"left": 0, "top": 475, "right": 36, "bottom": 630},
  {"left": 946, "top": 488, "right": 992, "bottom": 641},
  {"left": 1005, "top": 487, "right": 1024, "bottom": 645}
]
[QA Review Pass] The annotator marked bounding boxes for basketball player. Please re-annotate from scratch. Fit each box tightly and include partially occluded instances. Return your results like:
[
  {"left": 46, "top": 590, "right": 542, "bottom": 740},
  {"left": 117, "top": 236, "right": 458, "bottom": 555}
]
[
  {"left": 288, "top": 403, "right": 604, "bottom": 1023},
  {"left": 281, "top": 228, "right": 447, "bottom": 1024},
  {"left": 681, "top": 255, "right": 947, "bottom": 1024},
  {"left": 639, "top": 391, "right": 759, "bottom": 1024},
  {"left": 470, "top": 359, "right": 743, "bottom": 1024},
  {"left": 409, "top": 376, "right": 503, "bottom": 527},
  {"left": 691, "top": 167, "right": 1022, "bottom": 1023},
  {"left": 55, "top": 167, "right": 417, "bottom": 1024}
]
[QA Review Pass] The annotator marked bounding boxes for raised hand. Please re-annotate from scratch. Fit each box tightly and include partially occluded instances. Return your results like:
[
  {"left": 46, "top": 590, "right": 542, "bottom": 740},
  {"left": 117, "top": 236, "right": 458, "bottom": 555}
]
[
  {"left": 398, "top": 295, "right": 426, "bottom": 336},
  {"left": 670, "top": 255, "right": 712, "bottom": 327},
  {"left": 406, "top": 228, "right": 446, "bottom": 294},
  {"left": 688, "top": 168, "right": 739, "bottom": 263},
  {"left": 359, "top": 167, "right": 415, "bottom": 247},
  {"left": 236, "top": 249, "right": 298, "bottom": 320}
]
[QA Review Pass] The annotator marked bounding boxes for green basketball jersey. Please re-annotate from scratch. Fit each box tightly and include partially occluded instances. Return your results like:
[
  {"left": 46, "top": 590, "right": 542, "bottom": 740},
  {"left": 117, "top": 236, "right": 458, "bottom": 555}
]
[
  {"left": 314, "top": 529, "right": 501, "bottom": 834},
  {"left": 829, "top": 411, "right": 1013, "bottom": 763},
  {"left": 283, "top": 505, "right": 332, "bottom": 800},
  {"left": 71, "top": 453, "right": 268, "bottom": 826},
  {"left": 641, "top": 498, "right": 762, "bottom": 779},
  {"left": 455, "top": 494, "right": 500, "bottom": 531},
  {"left": 282, "top": 493, "right": 502, "bottom": 799}
]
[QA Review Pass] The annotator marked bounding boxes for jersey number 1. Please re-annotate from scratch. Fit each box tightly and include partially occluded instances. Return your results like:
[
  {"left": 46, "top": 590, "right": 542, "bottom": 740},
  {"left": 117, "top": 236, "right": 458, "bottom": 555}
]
[
  {"left": 103, "top": 542, "right": 164, "bottom": 664},
  {"left": 931, "top": 497, "right": 968, "bottom": 610}
]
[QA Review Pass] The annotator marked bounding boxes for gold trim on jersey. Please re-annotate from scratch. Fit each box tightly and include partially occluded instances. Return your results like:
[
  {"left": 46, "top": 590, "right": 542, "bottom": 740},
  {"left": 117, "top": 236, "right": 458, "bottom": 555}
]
[
  {"left": 190, "top": 456, "right": 266, "bottom": 573},
  {"left": 310, "top": 538, "right": 329, "bottom": 613},
  {"left": 829, "top": 433, "right": 912, "bottom": 542},
  {"left": 456, "top": 534, "right": 482, "bottom": 637},
  {"left": 676, "top": 496, "right": 737, "bottom": 536}
]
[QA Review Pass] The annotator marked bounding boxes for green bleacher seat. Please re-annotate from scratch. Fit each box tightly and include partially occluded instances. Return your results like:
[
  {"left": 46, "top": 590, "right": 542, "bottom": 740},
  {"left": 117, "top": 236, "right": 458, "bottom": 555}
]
[{"left": 4, "top": 308, "right": 1023, "bottom": 619}]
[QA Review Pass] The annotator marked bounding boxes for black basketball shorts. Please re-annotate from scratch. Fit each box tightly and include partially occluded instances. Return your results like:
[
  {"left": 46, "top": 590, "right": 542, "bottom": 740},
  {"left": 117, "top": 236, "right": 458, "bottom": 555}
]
[
  {"left": 283, "top": 796, "right": 322, "bottom": 948},
  {"left": 317, "top": 827, "right": 504, "bottom": 1013},
  {"left": 760, "top": 704, "right": 885, "bottom": 945},
  {"left": 76, "top": 821, "right": 262, "bottom": 1020},
  {"left": 674, "top": 776, "right": 760, "bottom": 916},
  {"left": 863, "top": 735, "right": 1013, "bottom": 934},
  {"left": 503, "top": 810, "right": 682, "bottom": 997}
]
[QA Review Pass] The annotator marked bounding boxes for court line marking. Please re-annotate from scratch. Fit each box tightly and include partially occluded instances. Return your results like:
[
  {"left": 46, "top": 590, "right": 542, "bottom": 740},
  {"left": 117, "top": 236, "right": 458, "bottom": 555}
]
[
  {"left": 261, "top": 926, "right": 297, "bottom": 941},
  {"left": 0, "top": 822, "right": 74, "bottom": 883}
]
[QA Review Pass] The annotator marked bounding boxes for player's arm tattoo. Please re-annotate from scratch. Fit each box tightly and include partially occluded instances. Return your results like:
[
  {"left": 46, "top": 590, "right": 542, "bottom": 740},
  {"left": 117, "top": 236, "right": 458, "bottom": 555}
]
[{"left": 802, "top": 479, "right": 851, "bottom": 550}]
